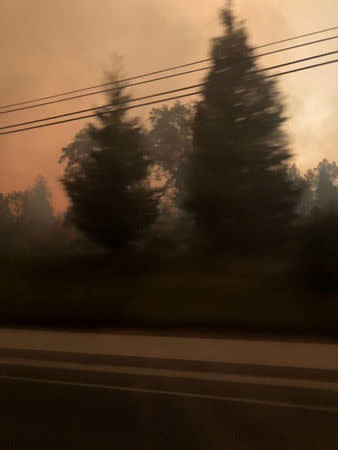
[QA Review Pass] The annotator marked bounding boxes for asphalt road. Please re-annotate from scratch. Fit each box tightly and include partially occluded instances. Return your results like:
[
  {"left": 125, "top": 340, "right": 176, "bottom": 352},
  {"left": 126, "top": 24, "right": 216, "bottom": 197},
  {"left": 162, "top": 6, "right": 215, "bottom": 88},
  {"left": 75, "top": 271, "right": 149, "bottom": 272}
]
[{"left": 1, "top": 329, "right": 338, "bottom": 449}]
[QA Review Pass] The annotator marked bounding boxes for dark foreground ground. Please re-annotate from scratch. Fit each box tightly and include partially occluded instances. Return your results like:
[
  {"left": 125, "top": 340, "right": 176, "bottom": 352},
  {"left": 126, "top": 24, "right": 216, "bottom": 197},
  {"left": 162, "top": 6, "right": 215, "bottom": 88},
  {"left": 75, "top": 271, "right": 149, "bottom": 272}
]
[
  {"left": 2, "top": 357, "right": 338, "bottom": 450},
  {"left": 2, "top": 330, "right": 338, "bottom": 449},
  {"left": 1, "top": 254, "right": 338, "bottom": 338}
]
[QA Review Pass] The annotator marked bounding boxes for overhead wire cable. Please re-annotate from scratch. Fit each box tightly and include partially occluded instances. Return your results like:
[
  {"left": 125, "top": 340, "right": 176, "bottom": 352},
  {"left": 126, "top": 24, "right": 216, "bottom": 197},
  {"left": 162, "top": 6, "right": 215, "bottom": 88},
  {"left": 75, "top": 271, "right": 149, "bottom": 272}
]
[
  {"left": 0, "top": 25, "right": 336, "bottom": 109},
  {"left": 1, "top": 50, "right": 336, "bottom": 131},
  {"left": 0, "top": 57, "right": 337, "bottom": 136},
  {"left": 0, "top": 32, "right": 337, "bottom": 114}
]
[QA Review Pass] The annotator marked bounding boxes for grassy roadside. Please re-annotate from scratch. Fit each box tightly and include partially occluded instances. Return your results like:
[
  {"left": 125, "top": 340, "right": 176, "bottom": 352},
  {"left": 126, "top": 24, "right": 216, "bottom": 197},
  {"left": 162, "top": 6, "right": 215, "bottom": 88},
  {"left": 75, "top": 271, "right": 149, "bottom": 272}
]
[{"left": 0, "top": 253, "right": 338, "bottom": 336}]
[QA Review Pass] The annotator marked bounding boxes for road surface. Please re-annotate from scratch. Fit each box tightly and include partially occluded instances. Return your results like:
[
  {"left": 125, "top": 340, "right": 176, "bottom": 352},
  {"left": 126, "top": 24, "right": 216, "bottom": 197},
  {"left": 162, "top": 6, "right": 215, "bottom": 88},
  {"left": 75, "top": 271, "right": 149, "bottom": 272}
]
[{"left": 1, "top": 328, "right": 338, "bottom": 449}]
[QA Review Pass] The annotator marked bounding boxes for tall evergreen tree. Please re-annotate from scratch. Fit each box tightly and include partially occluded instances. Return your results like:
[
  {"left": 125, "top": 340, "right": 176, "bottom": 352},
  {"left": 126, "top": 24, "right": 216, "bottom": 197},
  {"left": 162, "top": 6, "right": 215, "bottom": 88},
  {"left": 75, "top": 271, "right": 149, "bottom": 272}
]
[
  {"left": 180, "top": 2, "right": 301, "bottom": 256},
  {"left": 60, "top": 82, "right": 159, "bottom": 250}
]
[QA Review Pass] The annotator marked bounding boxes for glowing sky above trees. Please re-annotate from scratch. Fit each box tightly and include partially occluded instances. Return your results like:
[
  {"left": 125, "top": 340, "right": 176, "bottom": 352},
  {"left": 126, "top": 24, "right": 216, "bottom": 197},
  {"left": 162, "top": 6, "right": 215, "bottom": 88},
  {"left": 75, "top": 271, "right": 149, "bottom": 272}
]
[{"left": 0, "top": 0, "right": 337, "bottom": 211}]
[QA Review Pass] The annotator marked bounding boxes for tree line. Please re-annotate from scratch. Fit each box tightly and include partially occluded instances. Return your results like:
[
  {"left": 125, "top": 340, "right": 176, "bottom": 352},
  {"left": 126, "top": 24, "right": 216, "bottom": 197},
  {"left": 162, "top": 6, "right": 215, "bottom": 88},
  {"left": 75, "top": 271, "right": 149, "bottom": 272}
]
[
  {"left": 1, "top": 3, "right": 337, "bottom": 289},
  {"left": 59, "top": 6, "right": 298, "bottom": 260},
  {"left": 0, "top": 176, "right": 55, "bottom": 255}
]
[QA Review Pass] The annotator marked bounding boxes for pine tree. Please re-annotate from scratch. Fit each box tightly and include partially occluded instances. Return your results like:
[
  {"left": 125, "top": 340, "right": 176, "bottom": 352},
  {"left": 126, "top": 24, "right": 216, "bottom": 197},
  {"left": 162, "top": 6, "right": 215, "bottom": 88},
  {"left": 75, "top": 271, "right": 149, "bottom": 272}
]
[
  {"left": 180, "top": 3, "right": 301, "bottom": 257},
  {"left": 60, "top": 82, "right": 159, "bottom": 250}
]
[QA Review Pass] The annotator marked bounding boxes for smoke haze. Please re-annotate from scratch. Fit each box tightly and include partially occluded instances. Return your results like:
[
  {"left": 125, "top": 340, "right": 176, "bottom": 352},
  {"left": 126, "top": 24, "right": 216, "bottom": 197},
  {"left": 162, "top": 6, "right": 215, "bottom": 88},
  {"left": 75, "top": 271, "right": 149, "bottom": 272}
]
[{"left": 0, "top": 0, "right": 337, "bottom": 210}]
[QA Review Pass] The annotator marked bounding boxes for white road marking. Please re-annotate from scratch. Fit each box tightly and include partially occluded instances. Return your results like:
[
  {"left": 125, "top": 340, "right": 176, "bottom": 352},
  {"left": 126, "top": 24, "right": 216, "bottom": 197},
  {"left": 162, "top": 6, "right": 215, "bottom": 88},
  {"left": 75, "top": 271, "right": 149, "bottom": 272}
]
[
  {"left": 1, "top": 374, "right": 338, "bottom": 413},
  {"left": 1, "top": 357, "right": 338, "bottom": 392}
]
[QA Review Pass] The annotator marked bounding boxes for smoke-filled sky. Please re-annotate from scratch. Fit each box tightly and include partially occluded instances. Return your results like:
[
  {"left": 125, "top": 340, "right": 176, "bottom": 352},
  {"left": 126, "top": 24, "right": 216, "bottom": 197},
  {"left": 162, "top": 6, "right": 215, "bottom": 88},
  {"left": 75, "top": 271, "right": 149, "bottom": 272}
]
[{"left": 0, "top": 0, "right": 337, "bottom": 211}]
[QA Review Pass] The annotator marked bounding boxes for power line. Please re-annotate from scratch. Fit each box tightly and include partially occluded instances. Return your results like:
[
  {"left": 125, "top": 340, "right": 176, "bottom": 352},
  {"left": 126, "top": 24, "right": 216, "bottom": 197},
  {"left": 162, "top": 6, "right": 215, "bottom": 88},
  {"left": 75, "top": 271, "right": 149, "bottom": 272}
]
[
  {"left": 1, "top": 58, "right": 337, "bottom": 137},
  {"left": 0, "top": 66, "right": 206, "bottom": 116},
  {"left": 1, "top": 35, "right": 337, "bottom": 116},
  {"left": 253, "top": 25, "right": 337, "bottom": 49},
  {"left": 0, "top": 92, "right": 201, "bottom": 136},
  {"left": 1, "top": 25, "right": 337, "bottom": 109},
  {"left": 1, "top": 50, "right": 336, "bottom": 131},
  {"left": 0, "top": 28, "right": 337, "bottom": 112},
  {"left": 257, "top": 35, "right": 337, "bottom": 58},
  {"left": 0, "top": 85, "right": 202, "bottom": 131}
]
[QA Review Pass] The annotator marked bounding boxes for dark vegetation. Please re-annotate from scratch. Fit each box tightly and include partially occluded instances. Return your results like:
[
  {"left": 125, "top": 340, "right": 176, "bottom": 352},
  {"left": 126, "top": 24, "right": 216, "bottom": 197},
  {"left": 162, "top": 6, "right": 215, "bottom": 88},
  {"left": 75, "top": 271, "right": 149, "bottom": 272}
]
[{"left": 1, "top": 3, "right": 338, "bottom": 336}]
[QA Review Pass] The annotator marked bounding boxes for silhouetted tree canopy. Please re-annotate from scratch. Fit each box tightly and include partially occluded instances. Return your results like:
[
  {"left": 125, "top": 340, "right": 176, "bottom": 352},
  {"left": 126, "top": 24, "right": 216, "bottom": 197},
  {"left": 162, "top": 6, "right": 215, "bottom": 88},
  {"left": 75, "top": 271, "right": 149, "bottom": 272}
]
[
  {"left": 287, "top": 164, "right": 313, "bottom": 218},
  {"left": 306, "top": 159, "right": 338, "bottom": 213},
  {"left": 179, "top": 4, "right": 301, "bottom": 257},
  {"left": 60, "top": 81, "right": 159, "bottom": 250},
  {"left": 147, "top": 102, "right": 194, "bottom": 177},
  {"left": 143, "top": 102, "right": 195, "bottom": 256},
  {"left": 289, "top": 159, "right": 338, "bottom": 292},
  {"left": 21, "top": 176, "right": 54, "bottom": 231},
  {"left": 290, "top": 159, "right": 338, "bottom": 220},
  {"left": 147, "top": 101, "right": 194, "bottom": 211},
  {"left": 0, "top": 193, "right": 12, "bottom": 253},
  {"left": 0, "top": 177, "right": 54, "bottom": 254}
]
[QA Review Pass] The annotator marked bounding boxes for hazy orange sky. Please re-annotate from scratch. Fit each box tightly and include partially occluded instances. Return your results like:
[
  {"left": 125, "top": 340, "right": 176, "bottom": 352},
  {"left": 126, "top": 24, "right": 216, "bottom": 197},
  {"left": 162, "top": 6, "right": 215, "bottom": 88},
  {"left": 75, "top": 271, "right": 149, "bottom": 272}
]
[{"left": 1, "top": 0, "right": 337, "bottom": 211}]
